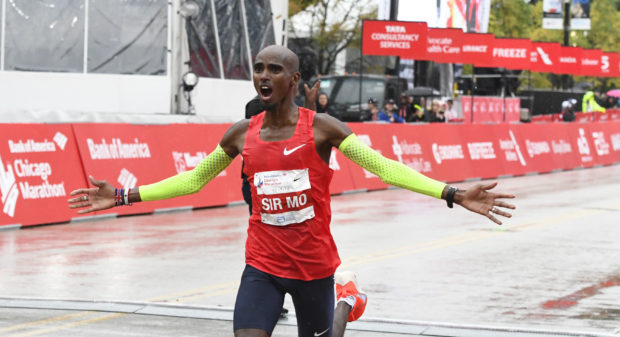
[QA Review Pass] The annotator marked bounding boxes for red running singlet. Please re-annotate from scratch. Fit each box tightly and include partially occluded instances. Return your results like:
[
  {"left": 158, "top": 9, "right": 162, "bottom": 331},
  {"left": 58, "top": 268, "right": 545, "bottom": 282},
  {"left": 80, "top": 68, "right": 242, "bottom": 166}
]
[{"left": 242, "top": 108, "right": 340, "bottom": 280}]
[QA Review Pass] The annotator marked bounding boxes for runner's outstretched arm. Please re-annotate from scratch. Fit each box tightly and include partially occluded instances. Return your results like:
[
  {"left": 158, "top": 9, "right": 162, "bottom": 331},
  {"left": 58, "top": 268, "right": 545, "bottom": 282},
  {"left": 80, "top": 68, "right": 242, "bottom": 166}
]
[
  {"left": 68, "top": 120, "right": 248, "bottom": 214},
  {"left": 314, "top": 114, "right": 516, "bottom": 224}
]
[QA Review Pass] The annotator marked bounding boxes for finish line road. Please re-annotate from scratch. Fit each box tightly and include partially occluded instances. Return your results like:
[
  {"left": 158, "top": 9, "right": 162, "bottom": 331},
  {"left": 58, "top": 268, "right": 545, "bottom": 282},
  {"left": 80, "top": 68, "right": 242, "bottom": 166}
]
[{"left": 1, "top": 165, "right": 620, "bottom": 336}]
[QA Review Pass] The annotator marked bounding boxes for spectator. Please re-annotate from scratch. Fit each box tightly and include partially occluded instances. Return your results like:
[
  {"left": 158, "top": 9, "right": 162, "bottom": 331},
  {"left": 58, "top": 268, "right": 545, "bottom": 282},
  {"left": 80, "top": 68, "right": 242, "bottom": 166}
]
[
  {"left": 366, "top": 98, "right": 380, "bottom": 121},
  {"left": 560, "top": 99, "right": 576, "bottom": 122},
  {"left": 604, "top": 95, "right": 617, "bottom": 109},
  {"left": 317, "top": 92, "right": 331, "bottom": 115},
  {"left": 582, "top": 90, "right": 606, "bottom": 113},
  {"left": 378, "top": 99, "right": 404, "bottom": 123},
  {"left": 445, "top": 99, "right": 458, "bottom": 121},
  {"left": 398, "top": 93, "right": 413, "bottom": 121},
  {"left": 408, "top": 104, "right": 427, "bottom": 122},
  {"left": 429, "top": 99, "right": 446, "bottom": 123},
  {"left": 407, "top": 95, "right": 415, "bottom": 111}
]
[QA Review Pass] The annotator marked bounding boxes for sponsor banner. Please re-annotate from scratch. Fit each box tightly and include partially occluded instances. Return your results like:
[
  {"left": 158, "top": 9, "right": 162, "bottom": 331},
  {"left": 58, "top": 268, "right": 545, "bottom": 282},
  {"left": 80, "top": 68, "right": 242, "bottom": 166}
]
[
  {"left": 0, "top": 124, "right": 87, "bottom": 227},
  {"left": 542, "top": 0, "right": 564, "bottom": 30},
  {"left": 493, "top": 124, "right": 529, "bottom": 177},
  {"left": 7, "top": 120, "right": 620, "bottom": 228},
  {"left": 580, "top": 48, "right": 602, "bottom": 76},
  {"left": 158, "top": 124, "right": 243, "bottom": 207},
  {"left": 613, "top": 53, "right": 620, "bottom": 77},
  {"left": 72, "top": 123, "right": 243, "bottom": 216},
  {"left": 542, "top": 0, "right": 591, "bottom": 30},
  {"left": 459, "top": 124, "right": 505, "bottom": 179},
  {"left": 461, "top": 96, "right": 521, "bottom": 124},
  {"left": 505, "top": 123, "right": 558, "bottom": 173},
  {"left": 558, "top": 46, "right": 582, "bottom": 75},
  {"left": 603, "top": 122, "right": 620, "bottom": 163},
  {"left": 493, "top": 38, "right": 531, "bottom": 70},
  {"left": 461, "top": 33, "right": 494, "bottom": 67},
  {"left": 569, "top": 123, "right": 598, "bottom": 167},
  {"left": 425, "top": 124, "right": 473, "bottom": 182},
  {"left": 423, "top": 28, "right": 463, "bottom": 64},
  {"left": 345, "top": 124, "right": 391, "bottom": 191},
  {"left": 328, "top": 147, "right": 358, "bottom": 195},
  {"left": 362, "top": 20, "right": 428, "bottom": 59},
  {"left": 599, "top": 52, "right": 618, "bottom": 78},
  {"left": 570, "top": 0, "right": 591, "bottom": 30},
  {"left": 387, "top": 126, "right": 439, "bottom": 180},
  {"left": 530, "top": 42, "right": 561, "bottom": 73},
  {"left": 586, "top": 122, "right": 618, "bottom": 165}
]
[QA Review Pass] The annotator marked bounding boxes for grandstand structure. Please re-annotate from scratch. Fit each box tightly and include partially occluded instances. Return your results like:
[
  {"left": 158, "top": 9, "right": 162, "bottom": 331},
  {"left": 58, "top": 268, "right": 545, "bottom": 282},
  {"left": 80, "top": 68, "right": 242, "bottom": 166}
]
[{"left": 0, "top": 0, "right": 288, "bottom": 123}]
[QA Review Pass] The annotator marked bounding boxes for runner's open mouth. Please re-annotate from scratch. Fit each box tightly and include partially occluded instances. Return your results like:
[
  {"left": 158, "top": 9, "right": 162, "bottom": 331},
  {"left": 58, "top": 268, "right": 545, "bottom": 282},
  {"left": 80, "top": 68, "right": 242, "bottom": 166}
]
[{"left": 260, "top": 85, "right": 273, "bottom": 100}]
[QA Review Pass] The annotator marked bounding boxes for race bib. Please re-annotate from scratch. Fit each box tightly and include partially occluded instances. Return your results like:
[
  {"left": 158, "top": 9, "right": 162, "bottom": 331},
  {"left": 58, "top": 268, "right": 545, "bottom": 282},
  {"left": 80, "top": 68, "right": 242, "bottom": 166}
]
[{"left": 254, "top": 169, "right": 315, "bottom": 226}]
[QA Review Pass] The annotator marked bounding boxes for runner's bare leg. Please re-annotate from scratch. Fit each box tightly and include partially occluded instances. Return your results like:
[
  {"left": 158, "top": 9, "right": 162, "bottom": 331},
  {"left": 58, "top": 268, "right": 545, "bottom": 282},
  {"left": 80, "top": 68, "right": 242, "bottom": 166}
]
[{"left": 332, "top": 302, "right": 352, "bottom": 337}]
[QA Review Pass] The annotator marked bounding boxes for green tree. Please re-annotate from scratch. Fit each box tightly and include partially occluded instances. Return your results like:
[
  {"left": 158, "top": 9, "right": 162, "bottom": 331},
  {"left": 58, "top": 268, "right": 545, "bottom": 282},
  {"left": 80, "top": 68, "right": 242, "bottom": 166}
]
[
  {"left": 289, "top": 0, "right": 376, "bottom": 75},
  {"left": 489, "top": 0, "right": 534, "bottom": 38}
]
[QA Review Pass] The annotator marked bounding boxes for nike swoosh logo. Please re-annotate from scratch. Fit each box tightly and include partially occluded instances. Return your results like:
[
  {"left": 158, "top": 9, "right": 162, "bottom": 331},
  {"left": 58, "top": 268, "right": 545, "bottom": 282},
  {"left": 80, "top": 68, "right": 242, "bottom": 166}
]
[
  {"left": 314, "top": 328, "right": 329, "bottom": 336},
  {"left": 283, "top": 144, "right": 306, "bottom": 156}
]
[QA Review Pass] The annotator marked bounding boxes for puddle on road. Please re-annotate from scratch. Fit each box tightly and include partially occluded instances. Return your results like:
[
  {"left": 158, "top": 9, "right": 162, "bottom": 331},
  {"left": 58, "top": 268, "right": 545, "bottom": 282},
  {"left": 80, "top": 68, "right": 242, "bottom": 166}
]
[
  {"left": 541, "top": 274, "right": 620, "bottom": 310},
  {"left": 573, "top": 308, "right": 620, "bottom": 321}
]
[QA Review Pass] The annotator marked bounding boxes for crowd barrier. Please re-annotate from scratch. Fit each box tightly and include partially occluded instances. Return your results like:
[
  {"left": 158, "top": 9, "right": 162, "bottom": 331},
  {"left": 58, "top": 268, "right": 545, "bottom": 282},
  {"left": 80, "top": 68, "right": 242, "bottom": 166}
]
[
  {"left": 2, "top": 120, "right": 620, "bottom": 228},
  {"left": 530, "top": 109, "right": 620, "bottom": 123},
  {"left": 460, "top": 96, "right": 521, "bottom": 123}
]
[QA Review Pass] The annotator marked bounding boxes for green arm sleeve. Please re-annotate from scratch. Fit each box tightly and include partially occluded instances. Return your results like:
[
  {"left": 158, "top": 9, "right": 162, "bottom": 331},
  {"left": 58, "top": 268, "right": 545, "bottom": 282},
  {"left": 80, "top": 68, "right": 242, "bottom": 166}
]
[
  {"left": 338, "top": 134, "right": 446, "bottom": 199},
  {"left": 139, "top": 145, "right": 233, "bottom": 201}
]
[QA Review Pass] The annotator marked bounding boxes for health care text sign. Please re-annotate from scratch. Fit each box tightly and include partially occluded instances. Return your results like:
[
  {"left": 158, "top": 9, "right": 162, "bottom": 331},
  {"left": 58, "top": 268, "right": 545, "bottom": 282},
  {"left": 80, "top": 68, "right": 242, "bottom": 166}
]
[{"left": 362, "top": 20, "right": 427, "bottom": 59}]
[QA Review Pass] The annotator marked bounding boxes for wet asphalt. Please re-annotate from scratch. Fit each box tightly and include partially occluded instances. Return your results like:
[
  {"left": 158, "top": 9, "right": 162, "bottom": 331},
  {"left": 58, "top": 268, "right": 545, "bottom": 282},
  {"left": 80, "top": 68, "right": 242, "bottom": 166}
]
[{"left": 1, "top": 165, "right": 620, "bottom": 336}]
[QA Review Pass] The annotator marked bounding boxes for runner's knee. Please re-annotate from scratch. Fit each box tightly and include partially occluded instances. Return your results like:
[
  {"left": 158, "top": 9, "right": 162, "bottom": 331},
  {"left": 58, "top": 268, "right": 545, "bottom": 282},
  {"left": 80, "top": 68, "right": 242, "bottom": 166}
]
[{"left": 234, "top": 328, "right": 270, "bottom": 337}]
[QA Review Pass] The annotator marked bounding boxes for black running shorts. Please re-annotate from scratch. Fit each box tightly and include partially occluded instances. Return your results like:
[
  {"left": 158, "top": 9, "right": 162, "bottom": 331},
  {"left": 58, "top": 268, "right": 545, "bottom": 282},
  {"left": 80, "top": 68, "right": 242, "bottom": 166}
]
[{"left": 233, "top": 264, "right": 335, "bottom": 337}]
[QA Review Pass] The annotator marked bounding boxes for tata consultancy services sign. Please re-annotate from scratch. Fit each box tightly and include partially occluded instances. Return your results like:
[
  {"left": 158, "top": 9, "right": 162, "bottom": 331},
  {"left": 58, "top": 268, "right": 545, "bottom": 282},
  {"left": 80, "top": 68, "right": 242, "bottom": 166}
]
[{"left": 362, "top": 20, "right": 428, "bottom": 59}]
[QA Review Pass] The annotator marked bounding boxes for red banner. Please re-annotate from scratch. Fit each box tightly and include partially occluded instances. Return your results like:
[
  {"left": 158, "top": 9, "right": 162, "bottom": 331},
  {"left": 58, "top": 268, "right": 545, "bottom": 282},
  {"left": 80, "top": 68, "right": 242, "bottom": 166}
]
[
  {"left": 600, "top": 52, "right": 617, "bottom": 77},
  {"left": 580, "top": 49, "right": 602, "bottom": 76},
  {"left": 530, "top": 42, "right": 561, "bottom": 73},
  {"left": 493, "top": 38, "right": 531, "bottom": 70},
  {"left": 612, "top": 53, "right": 620, "bottom": 77},
  {"left": 0, "top": 124, "right": 87, "bottom": 227},
  {"left": 461, "top": 33, "right": 494, "bottom": 67},
  {"left": 461, "top": 96, "right": 521, "bottom": 124},
  {"left": 558, "top": 46, "right": 582, "bottom": 75},
  {"left": 423, "top": 28, "right": 463, "bottom": 64},
  {"left": 5, "top": 121, "right": 620, "bottom": 228},
  {"left": 341, "top": 124, "right": 390, "bottom": 191},
  {"left": 72, "top": 124, "right": 243, "bottom": 217},
  {"left": 362, "top": 20, "right": 427, "bottom": 59}
]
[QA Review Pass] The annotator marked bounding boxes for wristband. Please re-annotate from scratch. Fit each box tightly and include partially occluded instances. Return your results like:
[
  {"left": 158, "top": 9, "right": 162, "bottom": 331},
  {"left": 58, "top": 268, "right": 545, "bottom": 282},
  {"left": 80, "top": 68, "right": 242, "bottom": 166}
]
[
  {"left": 114, "top": 188, "right": 122, "bottom": 207},
  {"left": 446, "top": 186, "right": 457, "bottom": 208},
  {"left": 124, "top": 188, "right": 132, "bottom": 206}
]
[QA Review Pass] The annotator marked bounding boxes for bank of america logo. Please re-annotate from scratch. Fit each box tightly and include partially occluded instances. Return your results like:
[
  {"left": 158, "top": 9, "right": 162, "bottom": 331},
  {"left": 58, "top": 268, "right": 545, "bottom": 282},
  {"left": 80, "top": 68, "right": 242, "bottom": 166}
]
[
  {"left": 118, "top": 168, "right": 137, "bottom": 190},
  {"left": 53, "top": 132, "right": 68, "bottom": 150}
]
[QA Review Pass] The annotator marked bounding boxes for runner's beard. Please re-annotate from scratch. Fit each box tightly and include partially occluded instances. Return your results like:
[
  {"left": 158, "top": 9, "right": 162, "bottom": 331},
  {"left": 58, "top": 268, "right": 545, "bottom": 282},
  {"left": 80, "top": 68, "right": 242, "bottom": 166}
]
[{"left": 259, "top": 101, "right": 277, "bottom": 112}]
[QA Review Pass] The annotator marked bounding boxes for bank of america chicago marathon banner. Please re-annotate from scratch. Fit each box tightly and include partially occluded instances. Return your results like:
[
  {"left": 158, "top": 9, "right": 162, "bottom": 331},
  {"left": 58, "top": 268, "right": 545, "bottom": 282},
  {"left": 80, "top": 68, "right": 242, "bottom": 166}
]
[
  {"left": 2, "top": 120, "right": 620, "bottom": 228},
  {"left": 361, "top": 20, "right": 620, "bottom": 77},
  {"left": 0, "top": 124, "right": 88, "bottom": 227},
  {"left": 344, "top": 120, "right": 620, "bottom": 187},
  {"left": 71, "top": 123, "right": 243, "bottom": 217}
]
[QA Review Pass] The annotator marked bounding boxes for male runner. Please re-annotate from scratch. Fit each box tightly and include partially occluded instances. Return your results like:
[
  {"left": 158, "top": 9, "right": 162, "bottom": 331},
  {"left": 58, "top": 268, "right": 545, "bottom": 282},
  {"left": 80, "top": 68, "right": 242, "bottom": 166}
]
[{"left": 68, "top": 45, "right": 515, "bottom": 337}]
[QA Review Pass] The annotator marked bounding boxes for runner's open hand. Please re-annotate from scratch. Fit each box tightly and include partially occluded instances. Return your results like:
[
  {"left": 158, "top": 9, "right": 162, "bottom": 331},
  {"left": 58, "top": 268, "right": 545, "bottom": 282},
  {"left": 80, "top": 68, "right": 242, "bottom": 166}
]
[
  {"left": 304, "top": 79, "right": 321, "bottom": 109},
  {"left": 68, "top": 176, "right": 116, "bottom": 214},
  {"left": 457, "top": 182, "right": 515, "bottom": 225}
]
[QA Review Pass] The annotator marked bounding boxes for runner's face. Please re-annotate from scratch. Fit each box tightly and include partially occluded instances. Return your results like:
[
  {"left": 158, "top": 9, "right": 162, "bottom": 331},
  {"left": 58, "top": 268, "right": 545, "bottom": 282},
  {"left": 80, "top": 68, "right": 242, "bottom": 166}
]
[{"left": 253, "top": 53, "right": 298, "bottom": 110}]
